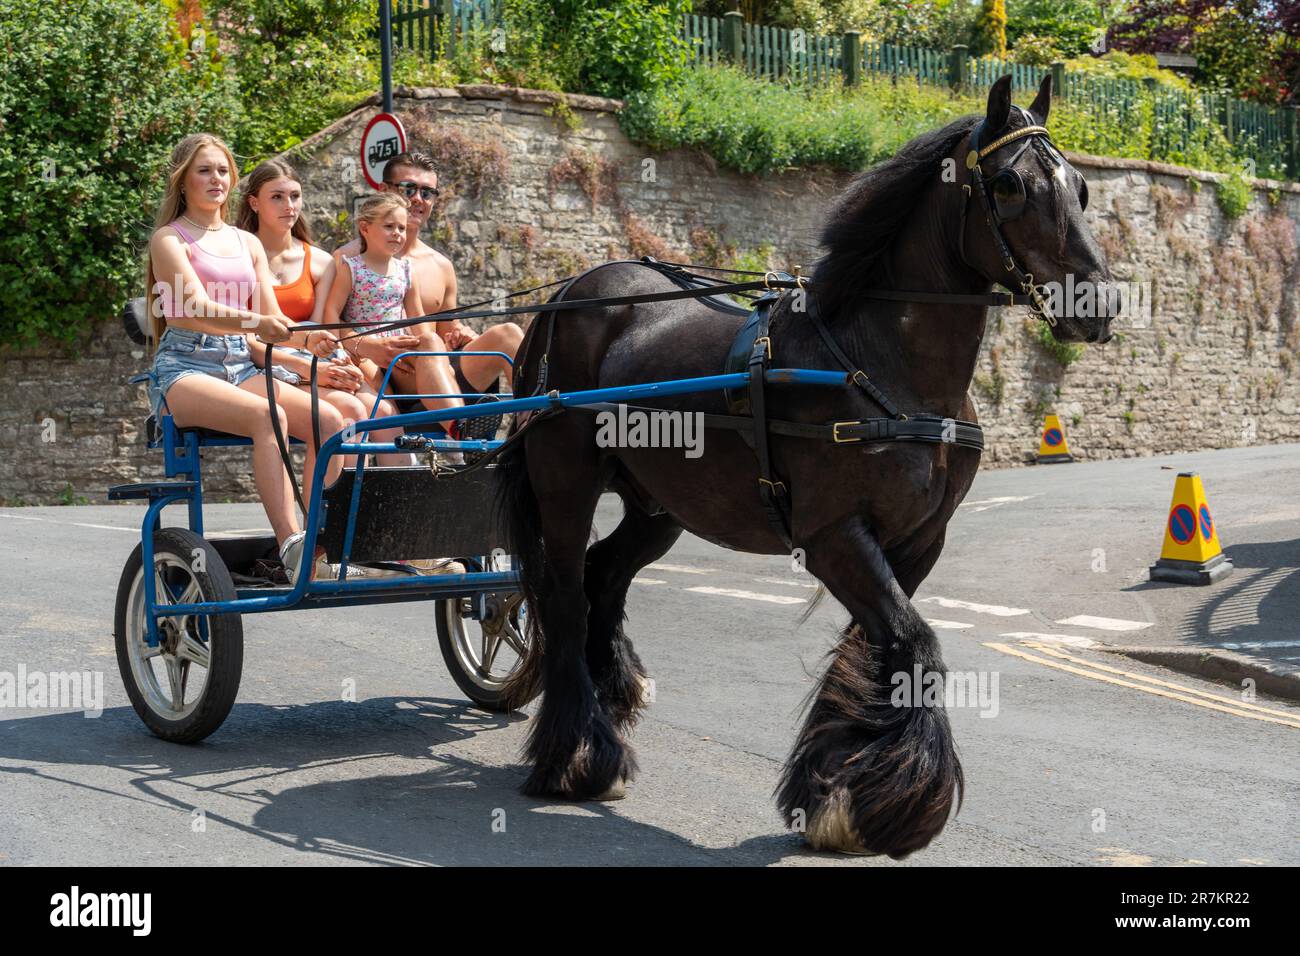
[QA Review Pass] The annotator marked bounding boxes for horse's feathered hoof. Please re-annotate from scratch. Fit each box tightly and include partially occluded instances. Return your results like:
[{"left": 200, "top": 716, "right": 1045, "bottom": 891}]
[
  {"left": 803, "top": 788, "right": 873, "bottom": 855},
  {"left": 778, "top": 698, "right": 963, "bottom": 860},
  {"left": 521, "top": 728, "right": 638, "bottom": 801},
  {"left": 594, "top": 778, "right": 627, "bottom": 801}
]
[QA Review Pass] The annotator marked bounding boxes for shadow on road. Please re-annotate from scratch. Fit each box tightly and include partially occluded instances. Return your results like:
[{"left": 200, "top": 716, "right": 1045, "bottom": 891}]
[
  {"left": 0, "top": 697, "right": 826, "bottom": 866},
  {"left": 1126, "top": 536, "right": 1300, "bottom": 667}
]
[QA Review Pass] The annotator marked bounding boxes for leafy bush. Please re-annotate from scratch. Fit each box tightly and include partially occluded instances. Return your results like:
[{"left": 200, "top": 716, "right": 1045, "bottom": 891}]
[
  {"left": 1214, "top": 168, "right": 1252, "bottom": 219},
  {"left": 0, "top": 0, "right": 239, "bottom": 348},
  {"left": 621, "top": 66, "right": 984, "bottom": 175},
  {"left": 1006, "top": 0, "right": 1108, "bottom": 58},
  {"left": 208, "top": 0, "right": 378, "bottom": 164}
]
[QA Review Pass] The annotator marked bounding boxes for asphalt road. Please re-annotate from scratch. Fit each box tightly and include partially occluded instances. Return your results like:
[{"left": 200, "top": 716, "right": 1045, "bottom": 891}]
[{"left": 0, "top": 443, "right": 1297, "bottom": 866}]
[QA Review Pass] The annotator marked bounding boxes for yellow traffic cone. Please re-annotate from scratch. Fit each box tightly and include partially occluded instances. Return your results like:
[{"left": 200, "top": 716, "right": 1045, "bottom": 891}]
[
  {"left": 1148, "top": 472, "right": 1233, "bottom": 585},
  {"left": 1036, "top": 414, "right": 1073, "bottom": 464}
]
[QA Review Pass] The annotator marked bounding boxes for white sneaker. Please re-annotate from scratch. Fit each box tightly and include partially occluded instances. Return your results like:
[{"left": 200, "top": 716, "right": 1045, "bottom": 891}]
[
  {"left": 280, "top": 531, "right": 306, "bottom": 584},
  {"left": 280, "top": 532, "right": 329, "bottom": 584},
  {"left": 405, "top": 557, "right": 467, "bottom": 575}
]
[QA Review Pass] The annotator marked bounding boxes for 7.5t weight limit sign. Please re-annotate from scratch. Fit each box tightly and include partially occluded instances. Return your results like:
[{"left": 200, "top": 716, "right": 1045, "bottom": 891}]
[{"left": 361, "top": 112, "right": 407, "bottom": 190}]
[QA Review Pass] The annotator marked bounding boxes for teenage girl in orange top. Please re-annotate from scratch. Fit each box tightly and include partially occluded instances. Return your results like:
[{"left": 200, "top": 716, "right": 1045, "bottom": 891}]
[{"left": 237, "top": 160, "right": 411, "bottom": 466}]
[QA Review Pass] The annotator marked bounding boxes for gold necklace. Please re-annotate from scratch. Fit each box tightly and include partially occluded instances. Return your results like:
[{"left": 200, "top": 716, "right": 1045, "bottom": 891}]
[{"left": 180, "top": 213, "right": 224, "bottom": 233}]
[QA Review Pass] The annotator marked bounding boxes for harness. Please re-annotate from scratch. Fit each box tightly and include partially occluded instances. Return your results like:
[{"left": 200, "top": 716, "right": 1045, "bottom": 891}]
[{"left": 265, "top": 114, "right": 1067, "bottom": 549}]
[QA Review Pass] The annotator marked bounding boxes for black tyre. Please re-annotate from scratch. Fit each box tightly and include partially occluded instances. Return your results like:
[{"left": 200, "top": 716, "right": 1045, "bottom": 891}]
[{"left": 114, "top": 528, "right": 243, "bottom": 743}]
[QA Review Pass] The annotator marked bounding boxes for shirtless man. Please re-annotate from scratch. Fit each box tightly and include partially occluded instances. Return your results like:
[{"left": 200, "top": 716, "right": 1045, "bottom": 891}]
[{"left": 335, "top": 150, "right": 523, "bottom": 410}]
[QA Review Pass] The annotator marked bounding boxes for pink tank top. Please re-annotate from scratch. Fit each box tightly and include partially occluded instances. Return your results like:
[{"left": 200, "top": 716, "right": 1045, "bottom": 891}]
[{"left": 160, "top": 221, "right": 258, "bottom": 320}]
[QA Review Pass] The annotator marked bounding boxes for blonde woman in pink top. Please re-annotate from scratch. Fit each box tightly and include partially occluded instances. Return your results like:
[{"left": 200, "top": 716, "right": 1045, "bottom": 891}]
[{"left": 145, "top": 133, "right": 345, "bottom": 580}]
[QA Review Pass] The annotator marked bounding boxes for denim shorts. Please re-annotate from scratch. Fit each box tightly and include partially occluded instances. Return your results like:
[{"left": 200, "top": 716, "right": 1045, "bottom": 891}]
[{"left": 147, "top": 327, "right": 295, "bottom": 418}]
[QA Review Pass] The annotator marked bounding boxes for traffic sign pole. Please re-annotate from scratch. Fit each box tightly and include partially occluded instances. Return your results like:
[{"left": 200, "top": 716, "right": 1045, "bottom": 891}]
[{"left": 379, "top": 0, "right": 393, "bottom": 114}]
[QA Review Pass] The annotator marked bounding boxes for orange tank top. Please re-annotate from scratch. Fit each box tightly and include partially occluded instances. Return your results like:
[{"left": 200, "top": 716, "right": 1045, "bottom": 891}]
[{"left": 272, "top": 242, "right": 315, "bottom": 322}]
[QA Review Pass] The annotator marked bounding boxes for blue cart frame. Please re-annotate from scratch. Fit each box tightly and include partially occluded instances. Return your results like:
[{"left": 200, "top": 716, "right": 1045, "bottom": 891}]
[{"left": 110, "top": 351, "right": 848, "bottom": 741}]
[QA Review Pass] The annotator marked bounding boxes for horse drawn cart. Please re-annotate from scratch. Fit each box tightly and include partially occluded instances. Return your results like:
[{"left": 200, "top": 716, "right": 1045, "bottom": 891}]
[{"left": 111, "top": 270, "right": 854, "bottom": 744}]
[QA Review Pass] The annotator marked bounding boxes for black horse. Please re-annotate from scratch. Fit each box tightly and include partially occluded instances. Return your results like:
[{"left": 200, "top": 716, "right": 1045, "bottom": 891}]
[{"left": 495, "top": 76, "right": 1114, "bottom": 857}]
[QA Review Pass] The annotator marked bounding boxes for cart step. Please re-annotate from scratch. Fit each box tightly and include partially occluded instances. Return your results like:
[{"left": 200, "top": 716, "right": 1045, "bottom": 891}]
[{"left": 108, "top": 480, "right": 197, "bottom": 501}]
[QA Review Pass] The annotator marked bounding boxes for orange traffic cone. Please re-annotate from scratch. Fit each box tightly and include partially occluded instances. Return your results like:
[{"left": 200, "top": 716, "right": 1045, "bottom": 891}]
[
  {"left": 1148, "top": 472, "right": 1233, "bottom": 585},
  {"left": 1036, "top": 414, "right": 1073, "bottom": 464}
]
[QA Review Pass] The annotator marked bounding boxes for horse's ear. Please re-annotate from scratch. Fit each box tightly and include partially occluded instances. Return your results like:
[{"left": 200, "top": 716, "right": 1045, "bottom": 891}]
[
  {"left": 1029, "top": 73, "right": 1052, "bottom": 124},
  {"left": 985, "top": 75, "right": 1012, "bottom": 132}
]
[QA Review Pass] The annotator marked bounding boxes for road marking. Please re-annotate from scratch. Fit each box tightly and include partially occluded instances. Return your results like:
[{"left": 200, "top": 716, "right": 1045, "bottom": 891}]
[
  {"left": 647, "top": 563, "right": 709, "bottom": 575},
  {"left": 1056, "top": 614, "right": 1152, "bottom": 632},
  {"left": 920, "top": 596, "right": 1029, "bottom": 617},
  {"left": 1002, "top": 631, "right": 1099, "bottom": 649},
  {"left": 1215, "top": 639, "right": 1300, "bottom": 650},
  {"left": 983, "top": 642, "right": 1300, "bottom": 729},
  {"left": 1024, "top": 641, "right": 1300, "bottom": 719},
  {"left": 1, "top": 512, "right": 135, "bottom": 533},
  {"left": 754, "top": 576, "right": 819, "bottom": 590},
  {"left": 926, "top": 619, "right": 973, "bottom": 630},
  {"left": 685, "top": 586, "right": 805, "bottom": 605},
  {"left": 632, "top": 577, "right": 667, "bottom": 585},
  {"left": 957, "top": 495, "right": 1038, "bottom": 513}
]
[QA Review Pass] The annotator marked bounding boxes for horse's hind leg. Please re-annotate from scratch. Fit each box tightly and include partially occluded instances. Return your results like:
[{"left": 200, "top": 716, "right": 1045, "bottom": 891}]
[
  {"left": 519, "top": 432, "right": 634, "bottom": 800},
  {"left": 584, "top": 498, "right": 682, "bottom": 731},
  {"left": 778, "top": 517, "right": 963, "bottom": 859}
]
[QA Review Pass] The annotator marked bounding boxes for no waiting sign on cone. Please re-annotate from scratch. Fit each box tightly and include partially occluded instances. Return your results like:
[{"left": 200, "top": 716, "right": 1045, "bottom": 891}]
[
  {"left": 1036, "top": 414, "right": 1073, "bottom": 464},
  {"left": 1149, "top": 472, "right": 1234, "bottom": 585}
]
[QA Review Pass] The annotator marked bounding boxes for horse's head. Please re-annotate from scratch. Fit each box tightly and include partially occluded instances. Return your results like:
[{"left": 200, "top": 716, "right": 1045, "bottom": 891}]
[{"left": 960, "top": 75, "right": 1113, "bottom": 344}]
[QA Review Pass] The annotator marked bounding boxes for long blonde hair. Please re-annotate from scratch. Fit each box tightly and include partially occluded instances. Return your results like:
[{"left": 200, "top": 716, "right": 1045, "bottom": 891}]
[
  {"left": 235, "top": 159, "right": 313, "bottom": 243},
  {"left": 145, "top": 133, "right": 240, "bottom": 345},
  {"left": 355, "top": 193, "right": 409, "bottom": 253}
]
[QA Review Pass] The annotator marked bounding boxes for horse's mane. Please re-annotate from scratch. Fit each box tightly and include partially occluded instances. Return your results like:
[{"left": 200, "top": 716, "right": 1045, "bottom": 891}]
[{"left": 813, "top": 115, "right": 980, "bottom": 318}]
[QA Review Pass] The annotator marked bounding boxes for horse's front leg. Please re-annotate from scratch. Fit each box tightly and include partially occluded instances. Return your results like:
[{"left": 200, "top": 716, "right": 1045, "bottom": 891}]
[{"left": 778, "top": 517, "right": 964, "bottom": 858}]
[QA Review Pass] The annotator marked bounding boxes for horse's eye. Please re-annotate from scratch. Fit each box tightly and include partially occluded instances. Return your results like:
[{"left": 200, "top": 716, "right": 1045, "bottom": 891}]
[{"left": 1078, "top": 178, "right": 1089, "bottom": 212}]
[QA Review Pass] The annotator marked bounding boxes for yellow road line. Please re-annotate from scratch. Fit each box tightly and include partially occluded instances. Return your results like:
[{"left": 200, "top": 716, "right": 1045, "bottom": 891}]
[
  {"left": 1022, "top": 641, "right": 1300, "bottom": 720},
  {"left": 982, "top": 643, "right": 1300, "bottom": 730}
]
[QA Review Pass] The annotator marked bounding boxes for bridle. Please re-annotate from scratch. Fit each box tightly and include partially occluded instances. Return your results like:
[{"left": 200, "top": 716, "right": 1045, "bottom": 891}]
[{"left": 958, "top": 106, "right": 1084, "bottom": 328}]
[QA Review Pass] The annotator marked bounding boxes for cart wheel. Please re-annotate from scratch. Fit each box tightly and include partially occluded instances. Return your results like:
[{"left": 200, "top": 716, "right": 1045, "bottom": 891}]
[
  {"left": 436, "top": 589, "right": 532, "bottom": 711},
  {"left": 114, "top": 527, "right": 243, "bottom": 743}
]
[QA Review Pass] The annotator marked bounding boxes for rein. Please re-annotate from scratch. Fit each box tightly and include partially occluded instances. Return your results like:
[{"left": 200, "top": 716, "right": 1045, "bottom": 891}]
[{"left": 261, "top": 113, "right": 1064, "bottom": 548}]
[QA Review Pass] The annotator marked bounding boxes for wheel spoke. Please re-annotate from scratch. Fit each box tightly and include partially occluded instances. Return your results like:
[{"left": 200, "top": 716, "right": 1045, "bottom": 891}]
[
  {"left": 500, "top": 626, "right": 527, "bottom": 657},
  {"left": 177, "top": 579, "right": 201, "bottom": 606},
  {"left": 481, "top": 630, "right": 501, "bottom": 673},
  {"left": 154, "top": 568, "right": 174, "bottom": 605},
  {"left": 163, "top": 655, "right": 185, "bottom": 710},
  {"left": 177, "top": 629, "right": 211, "bottom": 669}
]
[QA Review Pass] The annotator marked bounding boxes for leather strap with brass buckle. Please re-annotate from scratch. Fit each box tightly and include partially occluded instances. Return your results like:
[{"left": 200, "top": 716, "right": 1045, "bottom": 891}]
[{"left": 832, "top": 421, "right": 860, "bottom": 444}]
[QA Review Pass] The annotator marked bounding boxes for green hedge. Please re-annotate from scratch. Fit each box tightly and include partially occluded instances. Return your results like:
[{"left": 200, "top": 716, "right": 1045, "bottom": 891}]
[
  {"left": 622, "top": 65, "right": 1251, "bottom": 184},
  {"left": 0, "top": 0, "right": 239, "bottom": 349}
]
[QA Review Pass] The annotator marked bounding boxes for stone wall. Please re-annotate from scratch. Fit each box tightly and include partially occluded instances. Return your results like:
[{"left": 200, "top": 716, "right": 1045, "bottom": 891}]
[{"left": 2, "top": 85, "right": 1298, "bottom": 504}]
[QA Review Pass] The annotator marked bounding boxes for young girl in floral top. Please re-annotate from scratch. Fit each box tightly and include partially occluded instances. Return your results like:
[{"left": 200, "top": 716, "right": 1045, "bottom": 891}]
[{"left": 322, "top": 193, "right": 427, "bottom": 392}]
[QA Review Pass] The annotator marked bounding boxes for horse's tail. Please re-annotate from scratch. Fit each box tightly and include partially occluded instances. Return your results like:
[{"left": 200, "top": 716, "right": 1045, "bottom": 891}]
[{"left": 494, "top": 430, "right": 548, "bottom": 709}]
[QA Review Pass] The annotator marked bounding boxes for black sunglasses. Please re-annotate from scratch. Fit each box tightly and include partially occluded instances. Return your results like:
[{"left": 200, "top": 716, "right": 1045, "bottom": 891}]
[{"left": 389, "top": 180, "right": 439, "bottom": 201}]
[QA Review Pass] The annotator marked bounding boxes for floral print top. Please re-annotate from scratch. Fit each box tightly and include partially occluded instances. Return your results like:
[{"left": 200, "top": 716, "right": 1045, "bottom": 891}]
[{"left": 342, "top": 254, "right": 411, "bottom": 336}]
